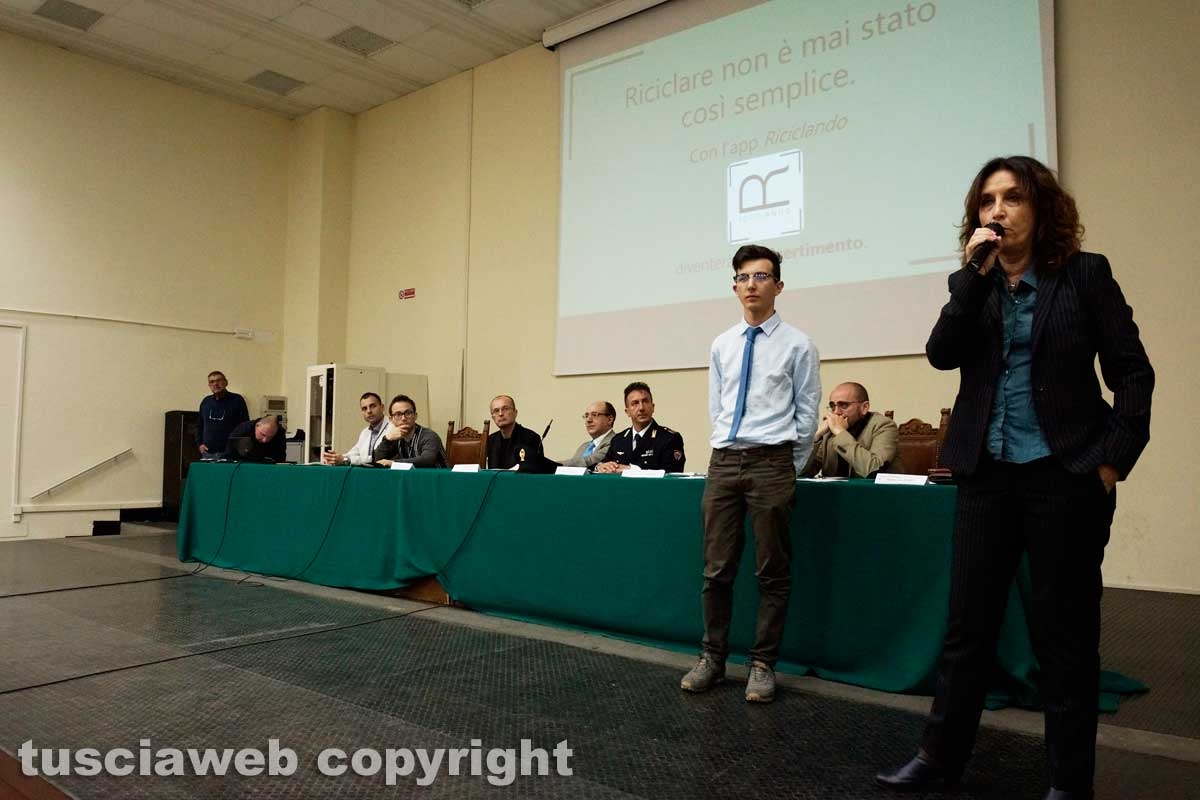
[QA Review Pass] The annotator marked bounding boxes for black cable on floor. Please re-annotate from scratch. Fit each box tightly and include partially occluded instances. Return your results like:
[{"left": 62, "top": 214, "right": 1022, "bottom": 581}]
[
  {"left": 0, "top": 603, "right": 445, "bottom": 697},
  {"left": 0, "top": 572, "right": 193, "bottom": 600}
]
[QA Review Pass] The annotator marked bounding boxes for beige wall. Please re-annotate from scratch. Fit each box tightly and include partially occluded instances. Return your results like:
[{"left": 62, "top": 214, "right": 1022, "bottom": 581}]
[
  {"left": 343, "top": 73, "right": 474, "bottom": 436},
  {"left": 282, "top": 107, "right": 355, "bottom": 412},
  {"left": 0, "top": 30, "right": 290, "bottom": 538},
  {"left": 1051, "top": 0, "right": 1200, "bottom": 590}
]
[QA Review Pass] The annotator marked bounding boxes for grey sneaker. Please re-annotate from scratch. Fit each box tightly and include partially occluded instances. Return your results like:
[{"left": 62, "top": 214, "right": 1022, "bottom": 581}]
[
  {"left": 745, "top": 660, "right": 775, "bottom": 703},
  {"left": 680, "top": 653, "right": 725, "bottom": 693}
]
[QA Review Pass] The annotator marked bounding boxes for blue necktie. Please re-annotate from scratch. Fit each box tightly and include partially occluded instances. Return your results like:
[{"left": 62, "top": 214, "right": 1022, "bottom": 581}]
[
  {"left": 583, "top": 441, "right": 596, "bottom": 458},
  {"left": 727, "top": 326, "right": 762, "bottom": 442}
]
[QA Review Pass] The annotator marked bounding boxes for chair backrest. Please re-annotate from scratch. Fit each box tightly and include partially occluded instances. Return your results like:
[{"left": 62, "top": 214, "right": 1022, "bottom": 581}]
[
  {"left": 884, "top": 408, "right": 952, "bottom": 475},
  {"left": 445, "top": 420, "right": 490, "bottom": 468}
]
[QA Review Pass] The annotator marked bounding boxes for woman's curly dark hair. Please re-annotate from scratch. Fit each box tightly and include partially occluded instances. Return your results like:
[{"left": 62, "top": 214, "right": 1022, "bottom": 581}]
[{"left": 959, "top": 156, "right": 1084, "bottom": 272}]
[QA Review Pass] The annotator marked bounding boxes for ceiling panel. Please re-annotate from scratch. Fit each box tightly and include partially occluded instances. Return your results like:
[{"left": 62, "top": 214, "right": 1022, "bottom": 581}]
[
  {"left": 288, "top": 82, "right": 367, "bottom": 114},
  {"left": 90, "top": 14, "right": 213, "bottom": 64},
  {"left": 406, "top": 26, "right": 498, "bottom": 71},
  {"left": 369, "top": 41, "right": 457, "bottom": 85},
  {"left": 309, "top": 0, "right": 430, "bottom": 43},
  {"left": 314, "top": 70, "right": 397, "bottom": 107},
  {"left": 223, "top": 35, "right": 333, "bottom": 84},
  {"left": 73, "top": 0, "right": 132, "bottom": 13},
  {"left": 471, "top": 0, "right": 561, "bottom": 41},
  {"left": 276, "top": 2, "right": 346, "bottom": 39},
  {"left": 0, "top": 0, "right": 46, "bottom": 13},
  {"left": 196, "top": 50, "right": 263, "bottom": 82},
  {"left": 115, "top": 0, "right": 241, "bottom": 50},
  {"left": 210, "top": 0, "right": 301, "bottom": 21}
]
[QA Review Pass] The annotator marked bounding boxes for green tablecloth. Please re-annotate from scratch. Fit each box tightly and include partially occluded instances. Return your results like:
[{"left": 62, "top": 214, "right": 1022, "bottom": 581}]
[{"left": 177, "top": 463, "right": 1141, "bottom": 704}]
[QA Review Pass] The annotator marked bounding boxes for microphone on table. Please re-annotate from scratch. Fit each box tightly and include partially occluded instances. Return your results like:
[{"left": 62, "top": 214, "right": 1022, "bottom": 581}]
[
  {"left": 965, "top": 222, "right": 1006, "bottom": 273},
  {"left": 541, "top": 419, "right": 553, "bottom": 440}
]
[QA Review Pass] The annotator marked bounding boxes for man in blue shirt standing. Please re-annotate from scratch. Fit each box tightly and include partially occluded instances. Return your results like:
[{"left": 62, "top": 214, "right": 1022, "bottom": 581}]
[
  {"left": 196, "top": 370, "right": 249, "bottom": 456},
  {"left": 680, "top": 244, "right": 822, "bottom": 703}
]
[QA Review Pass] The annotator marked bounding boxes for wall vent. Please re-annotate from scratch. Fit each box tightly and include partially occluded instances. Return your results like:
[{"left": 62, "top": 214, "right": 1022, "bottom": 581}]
[
  {"left": 327, "top": 26, "right": 394, "bottom": 57},
  {"left": 34, "top": 0, "right": 103, "bottom": 31},
  {"left": 245, "top": 70, "right": 305, "bottom": 95}
]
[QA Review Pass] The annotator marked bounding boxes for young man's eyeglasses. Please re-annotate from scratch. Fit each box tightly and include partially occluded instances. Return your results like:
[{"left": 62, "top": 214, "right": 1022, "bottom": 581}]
[
  {"left": 390, "top": 409, "right": 417, "bottom": 419},
  {"left": 828, "top": 400, "right": 865, "bottom": 411},
  {"left": 734, "top": 272, "right": 775, "bottom": 285}
]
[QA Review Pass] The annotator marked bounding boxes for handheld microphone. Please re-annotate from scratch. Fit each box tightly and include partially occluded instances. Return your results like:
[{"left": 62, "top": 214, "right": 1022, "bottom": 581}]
[
  {"left": 965, "top": 222, "right": 1006, "bottom": 272},
  {"left": 542, "top": 419, "right": 553, "bottom": 440}
]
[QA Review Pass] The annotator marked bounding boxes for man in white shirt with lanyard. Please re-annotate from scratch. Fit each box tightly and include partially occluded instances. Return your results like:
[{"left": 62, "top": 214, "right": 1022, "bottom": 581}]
[
  {"left": 681, "top": 243, "right": 822, "bottom": 703},
  {"left": 321, "top": 392, "right": 391, "bottom": 466}
]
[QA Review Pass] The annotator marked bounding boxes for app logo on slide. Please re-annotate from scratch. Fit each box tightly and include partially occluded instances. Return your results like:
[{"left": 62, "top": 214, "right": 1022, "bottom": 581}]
[{"left": 727, "top": 150, "right": 803, "bottom": 244}]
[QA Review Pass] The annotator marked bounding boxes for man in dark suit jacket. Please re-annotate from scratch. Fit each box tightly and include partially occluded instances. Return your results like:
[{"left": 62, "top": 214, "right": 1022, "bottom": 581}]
[
  {"left": 878, "top": 156, "right": 1153, "bottom": 800},
  {"left": 596, "top": 382, "right": 686, "bottom": 473}
]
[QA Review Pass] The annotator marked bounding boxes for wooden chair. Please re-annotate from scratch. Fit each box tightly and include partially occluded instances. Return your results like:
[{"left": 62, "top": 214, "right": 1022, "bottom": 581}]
[
  {"left": 445, "top": 420, "right": 490, "bottom": 468},
  {"left": 883, "top": 408, "right": 952, "bottom": 475}
]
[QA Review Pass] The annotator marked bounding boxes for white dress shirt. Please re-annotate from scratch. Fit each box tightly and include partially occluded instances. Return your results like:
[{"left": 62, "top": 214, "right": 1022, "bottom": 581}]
[
  {"left": 343, "top": 419, "right": 393, "bottom": 465},
  {"left": 708, "top": 311, "right": 822, "bottom": 474}
]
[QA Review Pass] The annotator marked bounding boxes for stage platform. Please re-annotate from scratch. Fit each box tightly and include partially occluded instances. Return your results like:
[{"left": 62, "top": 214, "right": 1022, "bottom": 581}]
[{"left": 1, "top": 527, "right": 1197, "bottom": 799}]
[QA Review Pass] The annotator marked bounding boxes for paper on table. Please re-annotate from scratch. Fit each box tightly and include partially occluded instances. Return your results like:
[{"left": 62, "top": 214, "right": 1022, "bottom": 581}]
[
  {"left": 389, "top": 462, "right": 414, "bottom": 471},
  {"left": 875, "top": 473, "right": 929, "bottom": 486}
]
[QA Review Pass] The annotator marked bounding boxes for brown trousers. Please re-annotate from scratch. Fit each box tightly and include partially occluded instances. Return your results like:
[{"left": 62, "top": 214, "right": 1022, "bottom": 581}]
[{"left": 700, "top": 443, "right": 797, "bottom": 666}]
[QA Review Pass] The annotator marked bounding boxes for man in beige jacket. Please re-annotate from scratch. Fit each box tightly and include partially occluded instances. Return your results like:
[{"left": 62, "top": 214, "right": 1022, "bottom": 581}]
[{"left": 801, "top": 382, "right": 900, "bottom": 477}]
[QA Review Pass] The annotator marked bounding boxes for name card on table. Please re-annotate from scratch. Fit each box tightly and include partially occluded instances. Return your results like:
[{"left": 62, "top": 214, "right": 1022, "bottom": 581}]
[
  {"left": 452, "top": 464, "right": 481, "bottom": 473},
  {"left": 390, "top": 462, "right": 414, "bottom": 471},
  {"left": 622, "top": 469, "right": 666, "bottom": 479},
  {"left": 874, "top": 473, "right": 928, "bottom": 486},
  {"left": 555, "top": 466, "right": 587, "bottom": 476}
]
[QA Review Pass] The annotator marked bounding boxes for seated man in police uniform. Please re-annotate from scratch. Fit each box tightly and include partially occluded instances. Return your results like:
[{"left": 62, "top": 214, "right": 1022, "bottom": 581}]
[
  {"left": 801, "top": 382, "right": 899, "bottom": 478},
  {"left": 595, "top": 382, "right": 686, "bottom": 473}
]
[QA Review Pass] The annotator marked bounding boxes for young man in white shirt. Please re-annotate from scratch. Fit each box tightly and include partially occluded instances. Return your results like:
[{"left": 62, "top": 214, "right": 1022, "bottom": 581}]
[
  {"left": 681, "top": 244, "right": 822, "bottom": 702},
  {"left": 321, "top": 392, "right": 391, "bottom": 466}
]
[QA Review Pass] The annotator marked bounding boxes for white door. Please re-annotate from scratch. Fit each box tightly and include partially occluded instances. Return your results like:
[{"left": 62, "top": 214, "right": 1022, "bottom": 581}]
[{"left": 0, "top": 324, "right": 25, "bottom": 539}]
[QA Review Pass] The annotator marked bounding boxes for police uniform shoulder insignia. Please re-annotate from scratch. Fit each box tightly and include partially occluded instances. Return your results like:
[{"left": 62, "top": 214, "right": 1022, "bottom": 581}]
[
  {"left": 651, "top": 429, "right": 657, "bottom": 439},
  {"left": 673, "top": 450, "right": 683, "bottom": 461}
]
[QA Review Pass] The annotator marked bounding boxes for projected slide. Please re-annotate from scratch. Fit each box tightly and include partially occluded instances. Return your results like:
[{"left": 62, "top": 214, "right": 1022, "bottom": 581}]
[{"left": 556, "top": 0, "right": 1054, "bottom": 374}]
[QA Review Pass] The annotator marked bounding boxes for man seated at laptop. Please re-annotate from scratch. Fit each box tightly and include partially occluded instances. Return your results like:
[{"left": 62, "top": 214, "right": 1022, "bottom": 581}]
[
  {"left": 373, "top": 394, "right": 448, "bottom": 468},
  {"left": 801, "top": 382, "right": 899, "bottom": 478},
  {"left": 321, "top": 392, "right": 391, "bottom": 466},
  {"left": 224, "top": 414, "right": 287, "bottom": 462}
]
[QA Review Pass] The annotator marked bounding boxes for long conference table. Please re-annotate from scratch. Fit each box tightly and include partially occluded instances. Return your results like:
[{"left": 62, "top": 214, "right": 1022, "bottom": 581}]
[{"left": 177, "top": 462, "right": 1141, "bottom": 707}]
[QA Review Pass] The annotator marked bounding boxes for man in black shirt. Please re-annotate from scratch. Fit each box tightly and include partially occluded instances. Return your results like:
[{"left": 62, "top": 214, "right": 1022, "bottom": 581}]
[
  {"left": 486, "top": 395, "right": 543, "bottom": 469},
  {"left": 224, "top": 414, "right": 286, "bottom": 462}
]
